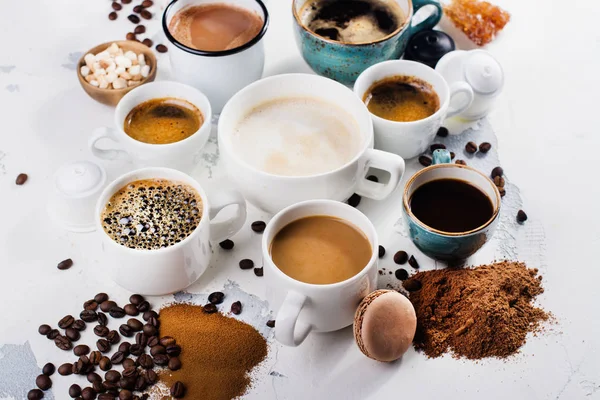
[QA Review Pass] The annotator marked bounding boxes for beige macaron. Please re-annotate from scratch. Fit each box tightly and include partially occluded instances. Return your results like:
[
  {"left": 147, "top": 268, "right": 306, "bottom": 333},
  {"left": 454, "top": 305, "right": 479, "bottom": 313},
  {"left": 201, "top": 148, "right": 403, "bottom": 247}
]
[{"left": 353, "top": 289, "right": 417, "bottom": 362}]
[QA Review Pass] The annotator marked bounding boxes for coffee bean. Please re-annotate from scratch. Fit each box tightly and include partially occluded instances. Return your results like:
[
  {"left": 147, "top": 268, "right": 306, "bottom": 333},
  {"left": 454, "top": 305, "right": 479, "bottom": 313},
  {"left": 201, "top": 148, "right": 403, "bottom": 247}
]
[
  {"left": 219, "top": 239, "right": 234, "bottom": 250},
  {"left": 455, "top": 159, "right": 467, "bottom": 165},
  {"left": 122, "top": 305, "right": 137, "bottom": 317},
  {"left": 94, "top": 326, "right": 109, "bottom": 337},
  {"left": 81, "top": 310, "right": 98, "bottom": 323},
  {"left": 88, "top": 372, "right": 102, "bottom": 384},
  {"left": 491, "top": 166, "right": 503, "bottom": 178},
  {"left": 126, "top": 318, "right": 143, "bottom": 331},
  {"left": 121, "top": 0, "right": 131, "bottom": 3},
  {"left": 267, "top": 320, "right": 275, "bottom": 328},
  {"left": 140, "top": 10, "right": 152, "bottom": 19},
  {"left": 69, "top": 383, "right": 82, "bottom": 398},
  {"left": 166, "top": 344, "right": 181, "bottom": 357},
  {"left": 38, "top": 324, "right": 51, "bottom": 335},
  {"left": 27, "top": 389, "right": 43, "bottom": 400},
  {"left": 378, "top": 245, "right": 385, "bottom": 258},
  {"left": 251, "top": 221, "right": 266, "bottom": 233},
  {"left": 239, "top": 259, "right": 254, "bottom": 270},
  {"left": 147, "top": 336, "right": 159, "bottom": 347},
  {"left": 36, "top": 374, "right": 52, "bottom": 390},
  {"left": 118, "top": 342, "right": 131, "bottom": 354},
  {"left": 134, "top": 375, "right": 148, "bottom": 392},
  {"left": 408, "top": 255, "right": 420, "bottom": 269},
  {"left": 92, "top": 380, "right": 106, "bottom": 394},
  {"left": 203, "top": 303, "right": 217, "bottom": 314},
  {"left": 100, "top": 301, "right": 117, "bottom": 313},
  {"left": 122, "top": 366, "right": 137, "bottom": 380},
  {"left": 57, "top": 258, "right": 73, "bottom": 270},
  {"left": 168, "top": 357, "right": 182, "bottom": 371},
  {"left": 99, "top": 393, "right": 115, "bottom": 400},
  {"left": 99, "top": 357, "right": 112, "bottom": 371},
  {"left": 58, "top": 363, "right": 73, "bottom": 376},
  {"left": 230, "top": 301, "right": 242, "bottom": 315},
  {"left": 135, "top": 332, "right": 147, "bottom": 347},
  {"left": 72, "top": 319, "right": 86, "bottom": 331},
  {"left": 142, "top": 310, "right": 158, "bottom": 321},
  {"left": 122, "top": 358, "right": 135, "bottom": 369},
  {"left": 498, "top": 187, "right": 506, "bottom": 197},
  {"left": 66, "top": 328, "right": 80, "bottom": 341},
  {"left": 16, "top": 173, "right": 28, "bottom": 185},
  {"left": 111, "top": 1, "right": 122, "bottom": 10},
  {"left": 138, "top": 353, "right": 154, "bottom": 369},
  {"left": 55, "top": 335, "right": 72, "bottom": 350},
  {"left": 142, "top": 0, "right": 153, "bottom": 7},
  {"left": 126, "top": 294, "right": 142, "bottom": 305},
  {"left": 94, "top": 314, "right": 107, "bottom": 328},
  {"left": 150, "top": 345, "right": 166, "bottom": 356},
  {"left": 517, "top": 210, "right": 528, "bottom": 223},
  {"left": 90, "top": 351, "right": 102, "bottom": 365},
  {"left": 133, "top": 5, "right": 142, "bottom": 13},
  {"left": 127, "top": 14, "right": 140, "bottom": 23},
  {"left": 81, "top": 387, "right": 96, "bottom": 400},
  {"left": 171, "top": 381, "right": 186, "bottom": 398},
  {"left": 395, "top": 268, "right": 409, "bottom": 281},
  {"left": 419, "top": 155, "right": 432, "bottom": 167},
  {"left": 437, "top": 127, "right": 449, "bottom": 137},
  {"left": 465, "top": 141, "right": 477, "bottom": 154},
  {"left": 493, "top": 175, "right": 505, "bottom": 187},
  {"left": 41, "top": 362, "right": 55, "bottom": 376},
  {"left": 83, "top": 300, "right": 98, "bottom": 311},
  {"left": 479, "top": 142, "right": 492, "bottom": 153},
  {"left": 119, "top": 378, "right": 135, "bottom": 391},
  {"left": 97, "top": 339, "right": 111, "bottom": 353},
  {"left": 119, "top": 390, "right": 133, "bottom": 400},
  {"left": 105, "top": 370, "right": 121, "bottom": 383},
  {"left": 136, "top": 301, "right": 150, "bottom": 312},
  {"left": 142, "top": 38, "right": 153, "bottom": 47},
  {"left": 46, "top": 329, "right": 60, "bottom": 339},
  {"left": 143, "top": 324, "right": 157, "bottom": 336},
  {"left": 59, "top": 315, "right": 75, "bottom": 329},
  {"left": 129, "top": 344, "right": 144, "bottom": 356},
  {"left": 155, "top": 44, "right": 168, "bottom": 53},
  {"left": 74, "top": 345, "right": 90, "bottom": 356},
  {"left": 347, "top": 193, "right": 361, "bottom": 207},
  {"left": 119, "top": 325, "right": 133, "bottom": 337},
  {"left": 393, "top": 251, "right": 408, "bottom": 264},
  {"left": 430, "top": 143, "right": 446, "bottom": 152},
  {"left": 108, "top": 352, "right": 124, "bottom": 365},
  {"left": 147, "top": 316, "right": 159, "bottom": 328},
  {"left": 159, "top": 336, "right": 176, "bottom": 347},
  {"left": 403, "top": 279, "right": 422, "bottom": 292},
  {"left": 366, "top": 175, "right": 379, "bottom": 182},
  {"left": 109, "top": 11, "right": 118, "bottom": 20},
  {"left": 145, "top": 369, "right": 158, "bottom": 384},
  {"left": 72, "top": 360, "right": 82, "bottom": 375},
  {"left": 134, "top": 25, "right": 146, "bottom": 34},
  {"left": 208, "top": 293, "right": 224, "bottom": 308},
  {"left": 107, "top": 330, "right": 120, "bottom": 344},
  {"left": 109, "top": 307, "right": 126, "bottom": 318},
  {"left": 254, "top": 267, "right": 264, "bottom": 277},
  {"left": 450, "top": 152, "right": 456, "bottom": 159}
]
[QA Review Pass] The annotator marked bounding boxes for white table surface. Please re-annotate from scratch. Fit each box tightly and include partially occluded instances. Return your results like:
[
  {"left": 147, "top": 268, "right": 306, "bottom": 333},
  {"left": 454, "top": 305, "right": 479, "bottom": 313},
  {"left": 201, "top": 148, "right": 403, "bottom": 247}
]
[{"left": 1, "top": 0, "right": 599, "bottom": 399}]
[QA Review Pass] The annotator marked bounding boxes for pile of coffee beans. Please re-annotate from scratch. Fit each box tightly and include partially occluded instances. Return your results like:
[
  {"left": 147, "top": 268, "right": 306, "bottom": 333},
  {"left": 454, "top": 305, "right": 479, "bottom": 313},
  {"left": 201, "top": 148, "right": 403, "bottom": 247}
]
[
  {"left": 107, "top": 0, "right": 168, "bottom": 53},
  {"left": 491, "top": 166, "right": 506, "bottom": 197},
  {"left": 30, "top": 293, "right": 186, "bottom": 399}
]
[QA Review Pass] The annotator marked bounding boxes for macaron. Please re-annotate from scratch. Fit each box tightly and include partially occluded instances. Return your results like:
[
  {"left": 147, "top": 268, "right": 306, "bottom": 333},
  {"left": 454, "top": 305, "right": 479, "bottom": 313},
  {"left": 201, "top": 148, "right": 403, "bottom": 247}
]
[{"left": 353, "top": 289, "right": 417, "bottom": 362}]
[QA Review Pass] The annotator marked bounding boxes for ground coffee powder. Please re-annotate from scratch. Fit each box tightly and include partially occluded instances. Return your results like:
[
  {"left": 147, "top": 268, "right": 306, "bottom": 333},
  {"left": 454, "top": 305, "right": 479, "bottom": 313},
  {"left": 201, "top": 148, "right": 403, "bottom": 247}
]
[
  {"left": 405, "top": 261, "right": 549, "bottom": 359},
  {"left": 159, "top": 303, "right": 268, "bottom": 400}
]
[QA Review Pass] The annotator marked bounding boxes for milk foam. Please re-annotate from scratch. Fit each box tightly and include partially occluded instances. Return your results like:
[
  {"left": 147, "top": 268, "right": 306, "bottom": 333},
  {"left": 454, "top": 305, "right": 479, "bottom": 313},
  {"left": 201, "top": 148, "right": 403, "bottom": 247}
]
[{"left": 231, "top": 97, "right": 363, "bottom": 176}]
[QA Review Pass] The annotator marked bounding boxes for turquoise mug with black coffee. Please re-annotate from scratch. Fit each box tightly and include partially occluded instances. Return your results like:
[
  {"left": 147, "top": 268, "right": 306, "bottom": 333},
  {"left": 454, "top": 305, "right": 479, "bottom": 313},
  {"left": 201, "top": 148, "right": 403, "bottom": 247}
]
[
  {"left": 292, "top": 0, "right": 443, "bottom": 85},
  {"left": 402, "top": 150, "right": 501, "bottom": 262}
]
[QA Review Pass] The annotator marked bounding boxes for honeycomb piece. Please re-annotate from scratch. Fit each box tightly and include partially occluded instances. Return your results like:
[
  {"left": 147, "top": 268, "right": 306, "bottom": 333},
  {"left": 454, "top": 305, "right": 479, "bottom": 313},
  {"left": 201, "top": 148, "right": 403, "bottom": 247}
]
[{"left": 443, "top": 0, "right": 511, "bottom": 46}]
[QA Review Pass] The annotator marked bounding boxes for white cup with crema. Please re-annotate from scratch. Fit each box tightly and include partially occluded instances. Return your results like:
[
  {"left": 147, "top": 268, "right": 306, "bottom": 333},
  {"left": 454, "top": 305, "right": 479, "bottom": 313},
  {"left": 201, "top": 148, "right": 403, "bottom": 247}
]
[{"left": 218, "top": 73, "right": 407, "bottom": 214}]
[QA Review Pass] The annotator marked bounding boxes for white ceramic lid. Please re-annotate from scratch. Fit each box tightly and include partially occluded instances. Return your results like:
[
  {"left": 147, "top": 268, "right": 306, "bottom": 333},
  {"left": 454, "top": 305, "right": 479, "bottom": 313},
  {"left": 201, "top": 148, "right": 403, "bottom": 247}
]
[
  {"left": 55, "top": 161, "right": 106, "bottom": 197},
  {"left": 463, "top": 51, "right": 503, "bottom": 95}
]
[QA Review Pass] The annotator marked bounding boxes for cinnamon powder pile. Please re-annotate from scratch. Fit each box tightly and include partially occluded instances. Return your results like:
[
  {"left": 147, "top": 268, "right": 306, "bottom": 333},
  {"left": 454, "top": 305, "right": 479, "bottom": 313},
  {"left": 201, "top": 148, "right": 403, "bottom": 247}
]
[
  {"left": 405, "top": 261, "right": 549, "bottom": 359},
  {"left": 159, "top": 303, "right": 268, "bottom": 400}
]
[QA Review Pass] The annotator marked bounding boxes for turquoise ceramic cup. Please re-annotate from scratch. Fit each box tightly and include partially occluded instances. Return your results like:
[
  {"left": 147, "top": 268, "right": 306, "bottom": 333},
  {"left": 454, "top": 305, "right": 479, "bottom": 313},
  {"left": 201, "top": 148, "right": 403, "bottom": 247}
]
[
  {"left": 292, "top": 0, "right": 443, "bottom": 85},
  {"left": 402, "top": 150, "right": 501, "bottom": 262}
]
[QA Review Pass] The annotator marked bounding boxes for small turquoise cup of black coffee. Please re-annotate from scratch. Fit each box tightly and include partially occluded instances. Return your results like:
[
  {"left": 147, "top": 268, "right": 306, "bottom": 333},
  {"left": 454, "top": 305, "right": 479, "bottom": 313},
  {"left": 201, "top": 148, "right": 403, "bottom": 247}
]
[
  {"left": 292, "top": 0, "right": 443, "bottom": 85},
  {"left": 402, "top": 150, "right": 501, "bottom": 262}
]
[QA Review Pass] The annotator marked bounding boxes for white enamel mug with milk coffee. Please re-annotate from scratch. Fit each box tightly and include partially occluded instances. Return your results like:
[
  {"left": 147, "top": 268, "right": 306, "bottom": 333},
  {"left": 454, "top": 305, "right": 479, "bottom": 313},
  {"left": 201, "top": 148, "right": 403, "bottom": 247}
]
[
  {"left": 263, "top": 200, "right": 379, "bottom": 347},
  {"left": 95, "top": 167, "right": 246, "bottom": 295},
  {"left": 162, "top": 0, "right": 269, "bottom": 113},
  {"left": 218, "top": 73, "right": 406, "bottom": 214}
]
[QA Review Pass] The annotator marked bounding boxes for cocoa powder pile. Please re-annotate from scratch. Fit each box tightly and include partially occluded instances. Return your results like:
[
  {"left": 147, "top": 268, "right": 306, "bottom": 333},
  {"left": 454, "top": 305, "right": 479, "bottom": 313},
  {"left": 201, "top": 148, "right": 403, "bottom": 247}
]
[
  {"left": 158, "top": 303, "right": 268, "bottom": 400},
  {"left": 405, "top": 261, "right": 549, "bottom": 359}
]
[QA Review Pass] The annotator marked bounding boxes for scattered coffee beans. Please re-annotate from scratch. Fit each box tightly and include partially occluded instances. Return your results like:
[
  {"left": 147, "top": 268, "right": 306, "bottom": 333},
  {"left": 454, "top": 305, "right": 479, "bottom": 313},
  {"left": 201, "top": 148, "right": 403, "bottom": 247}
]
[
  {"left": 203, "top": 304, "right": 217, "bottom": 314},
  {"left": 169, "top": 357, "right": 182, "bottom": 371},
  {"left": 55, "top": 335, "right": 73, "bottom": 350},
  {"left": 266, "top": 320, "right": 276, "bottom": 328},
  {"left": 140, "top": 9, "right": 152, "bottom": 19},
  {"left": 81, "top": 387, "right": 96, "bottom": 399},
  {"left": 403, "top": 279, "right": 422, "bottom": 292},
  {"left": 437, "top": 127, "right": 449, "bottom": 137},
  {"left": 498, "top": 187, "right": 506, "bottom": 197},
  {"left": 155, "top": 44, "right": 168, "bottom": 53},
  {"left": 465, "top": 141, "right": 477, "bottom": 154},
  {"left": 479, "top": 142, "right": 492, "bottom": 153},
  {"left": 94, "top": 325, "right": 110, "bottom": 337},
  {"left": 347, "top": 193, "right": 361, "bottom": 207},
  {"left": 455, "top": 159, "right": 467, "bottom": 165},
  {"left": 42, "top": 362, "right": 55, "bottom": 376},
  {"left": 134, "top": 25, "right": 146, "bottom": 34},
  {"left": 251, "top": 220, "right": 266, "bottom": 233},
  {"left": 58, "top": 315, "right": 75, "bottom": 329},
  {"left": 208, "top": 292, "right": 225, "bottom": 304},
  {"left": 408, "top": 255, "right": 420, "bottom": 269},
  {"left": 142, "top": 38, "right": 153, "bottom": 47},
  {"left": 83, "top": 300, "right": 98, "bottom": 311},
  {"left": 57, "top": 258, "right": 73, "bottom": 270},
  {"left": 38, "top": 324, "right": 51, "bottom": 335},
  {"left": 107, "top": 330, "right": 120, "bottom": 344},
  {"left": 16, "top": 173, "right": 28, "bottom": 185},
  {"left": 36, "top": 374, "right": 52, "bottom": 390},
  {"left": 491, "top": 166, "right": 503, "bottom": 178},
  {"left": 127, "top": 14, "right": 140, "bottom": 23},
  {"left": 27, "top": 389, "right": 43, "bottom": 400},
  {"left": 142, "top": 0, "right": 153, "bottom": 7},
  {"left": 133, "top": 5, "right": 143, "bottom": 13},
  {"left": 493, "top": 175, "right": 505, "bottom": 188},
  {"left": 393, "top": 250, "right": 408, "bottom": 265},
  {"left": 124, "top": 304, "right": 139, "bottom": 316},
  {"left": 58, "top": 363, "right": 73, "bottom": 376},
  {"left": 97, "top": 339, "right": 111, "bottom": 353},
  {"left": 517, "top": 210, "right": 528, "bottom": 223},
  {"left": 430, "top": 143, "right": 446, "bottom": 152},
  {"left": 143, "top": 310, "right": 158, "bottom": 321},
  {"left": 219, "top": 239, "right": 234, "bottom": 250},
  {"left": 100, "top": 300, "right": 117, "bottom": 312},
  {"left": 47, "top": 329, "right": 60, "bottom": 340},
  {"left": 231, "top": 301, "right": 242, "bottom": 315},
  {"left": 97, "top": 313, "right": 108, "bottom": 327},
  {"left": 109, "top": 11, "right": 118, "bottom": 20},
  {"left": 127, "top": 318, "right": 143, "bottom": 331},
  {"left": 90, "top": 351, "right": 102, "bottom": 365},
  {"left": 254, "top": 267, "right": 264, "bottom": 277},
  {"left": 171, "top": 381, "right": 186, "bottom": 398},
  {"left": 378, "top": 245, "right": 385, "bottom": 258},
  {"left": 239, "top": 259, "right": 254, "bottom": 270},
  {"left": 419, "top": 155, "right": 432, "bottom": 167},
  {"left": 112, "top": 1, "right": 122, "bottom": 10},
  {"left": 74, "top": 345, "right": 90, "bottom": 356},
  {"left": 395, "top": 268, "right": 409, "bottom": 280}
]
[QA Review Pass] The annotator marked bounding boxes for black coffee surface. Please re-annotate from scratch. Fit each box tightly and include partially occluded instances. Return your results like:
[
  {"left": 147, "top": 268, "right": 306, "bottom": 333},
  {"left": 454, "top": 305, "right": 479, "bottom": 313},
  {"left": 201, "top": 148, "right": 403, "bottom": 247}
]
[{"left": 410, "top": 179, "right": 493, "bottom": 233}]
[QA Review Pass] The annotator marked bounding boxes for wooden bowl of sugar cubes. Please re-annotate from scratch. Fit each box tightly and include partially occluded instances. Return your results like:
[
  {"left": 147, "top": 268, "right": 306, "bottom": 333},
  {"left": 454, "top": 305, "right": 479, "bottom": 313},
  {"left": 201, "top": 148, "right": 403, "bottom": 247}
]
[{"left": 77, "top": 41, "right": 157, "bottom": 106}]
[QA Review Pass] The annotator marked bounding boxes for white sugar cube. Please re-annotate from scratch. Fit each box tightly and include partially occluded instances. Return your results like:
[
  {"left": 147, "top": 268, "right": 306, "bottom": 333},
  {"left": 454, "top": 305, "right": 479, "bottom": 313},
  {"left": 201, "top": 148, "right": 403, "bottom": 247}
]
[
  {"left": 96, "top": 50, "right": 111, "bottom": 60},
  {"left": 115, "top": 66, "right": 125, "bottom": 75},
  {"left": 115, "top": 55, "right": 132, "bottom": 69},
  {"left": 112, "top": 78, "right": 127, "bottom": 89},
  {"left": 91, "top": 61, "right": 100, "bottom": 72},
  {"left": 107, "top": 43, "right": 120, "bottom": 55},
  {"left": 129, "top": 65, "right": 141, "bottom": 76},
  {"left": 125, "top": 51, "right": 137, "bottom": 61},
  {"left": 80, "top": 66, "right": 90, "bottom": 77},
  {"left": 84, "top": 53, "right": 95, "bottom": 68},
  {"left": 106, "top": 63, "right": 116, "bottom": 73},
  {"left": 84, "top": 74, "right": 94, "bottom": 83},
  {"left": 90, "top": 80, "right": 99, "bottom": 87},
  {"left": 98, "top": 76, "right": 109, "bottom": 89},
  {"left": 94, "top": 68, "right": 107, "bottom": 76},
  {"left": 106, "top": 72, "right": 118, "bottom": 83},
  {"left": 137, "top": 54, "right": 146, "bottom": 66},
  {"left": 140, "top": 65, "right": 150, "bottom": 78}
]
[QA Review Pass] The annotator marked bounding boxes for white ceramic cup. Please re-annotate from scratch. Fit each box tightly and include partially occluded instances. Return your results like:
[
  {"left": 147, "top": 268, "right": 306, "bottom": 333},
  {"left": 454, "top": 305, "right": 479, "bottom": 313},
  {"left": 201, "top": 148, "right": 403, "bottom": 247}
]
[
  {"left": 263, "top": 200, "right": 379, "bottom": 347},
  {"left": 354, "top": 60, "right": 475, "bottom": 159},
  {"left": 89, "top": 81, "right": 212, "bottom": 173},
  {"left": 95, "top": 167, "right": 246, "bottom": 295},
  {"left": 162, "top": 0, "right": 269, "bottom": 113},
  {"left": 218, "top": 73, "right": 406, "bottom": 214}
]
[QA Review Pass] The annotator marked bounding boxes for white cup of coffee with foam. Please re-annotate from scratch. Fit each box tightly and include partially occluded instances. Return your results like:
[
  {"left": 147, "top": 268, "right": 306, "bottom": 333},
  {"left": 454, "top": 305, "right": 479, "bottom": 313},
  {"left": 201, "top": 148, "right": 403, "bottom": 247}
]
[
  {"left": 218, "top": 73, "right": 406, "bottom": 214},
  {"left": 95, "top": 167, "right": 247, "bottom": 295},
  {"left": 162, "top": 0, "right": 269, "bottom": 113}
]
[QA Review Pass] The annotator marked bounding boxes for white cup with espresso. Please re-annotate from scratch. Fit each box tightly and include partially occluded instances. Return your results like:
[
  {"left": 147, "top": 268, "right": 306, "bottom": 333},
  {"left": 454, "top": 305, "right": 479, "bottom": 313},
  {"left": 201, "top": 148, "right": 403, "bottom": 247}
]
[
  {"left": 89, "top": 81, "right": 212, "bottom": 173},
  {"left": 263, "top": 199, "right": 379, "bottom": 346},
  {"left": 162, "top": 0, "right": 269, "bottom": 113},
  {"left": 218, "top": 73, "right": 406, "bottom": 214},
  {"left": 95, "top": 167, "right": 247, "bottom": 295}
]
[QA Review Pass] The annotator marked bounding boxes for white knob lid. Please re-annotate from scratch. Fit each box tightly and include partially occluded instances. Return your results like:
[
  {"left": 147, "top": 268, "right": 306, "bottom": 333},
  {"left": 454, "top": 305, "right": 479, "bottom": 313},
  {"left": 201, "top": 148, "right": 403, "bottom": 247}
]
[
  {"left": 55, "top": 161, "right": 106, "bottom": 197},
  {"left": 464, "top": 51, "right": 503, "bottom": 95}
]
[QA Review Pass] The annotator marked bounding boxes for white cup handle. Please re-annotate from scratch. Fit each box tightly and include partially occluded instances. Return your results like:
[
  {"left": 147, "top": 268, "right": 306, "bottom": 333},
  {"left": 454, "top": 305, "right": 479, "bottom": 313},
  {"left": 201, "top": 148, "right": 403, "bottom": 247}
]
[
  {"left": 275, "top": 291, "right": 312, "bottom": 347},
  {"left": 89, "top": 127, "right": 130, "bottom": 161},
  {"left": 354, "top": 148, "right": 405, "bottom": 200},
  {"left": 446, "top": 81, "right": 475, "bottom": 118},
  {"left": 208, "top": 189, "right": 247, "bottom": 243}
]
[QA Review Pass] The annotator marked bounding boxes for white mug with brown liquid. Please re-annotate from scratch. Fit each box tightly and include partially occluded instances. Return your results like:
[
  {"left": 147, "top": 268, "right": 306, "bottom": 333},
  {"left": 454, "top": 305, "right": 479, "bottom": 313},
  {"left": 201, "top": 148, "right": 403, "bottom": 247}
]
[{"left": 162, "top": 0, "right": 269, "bottom": 113}]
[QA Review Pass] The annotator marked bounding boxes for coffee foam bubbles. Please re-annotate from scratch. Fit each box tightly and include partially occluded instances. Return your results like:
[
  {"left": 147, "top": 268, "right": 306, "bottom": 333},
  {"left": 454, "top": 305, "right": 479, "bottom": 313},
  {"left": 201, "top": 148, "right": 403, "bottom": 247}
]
[{"left": 231, "top": 97, "right": 363, "bottom": 176}]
